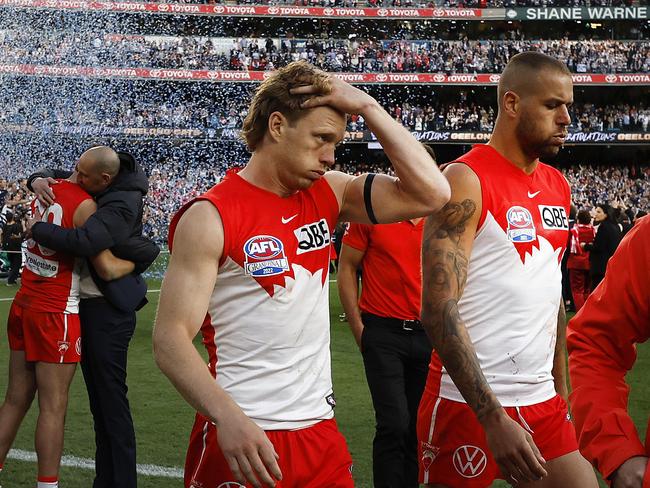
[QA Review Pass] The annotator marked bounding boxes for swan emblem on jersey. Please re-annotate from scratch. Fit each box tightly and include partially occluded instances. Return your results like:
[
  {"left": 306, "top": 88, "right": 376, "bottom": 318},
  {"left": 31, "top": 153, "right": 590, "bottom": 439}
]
[
  {"left": 243, "top": 235, "right": 289, "bottom": 277},
  {"left": 506, "top": 206, "right": 536, "bottom": 243}
]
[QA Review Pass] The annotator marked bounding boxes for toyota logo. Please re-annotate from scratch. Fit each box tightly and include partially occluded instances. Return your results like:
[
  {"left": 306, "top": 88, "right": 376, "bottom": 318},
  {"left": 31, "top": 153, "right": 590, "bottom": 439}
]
[
  {"left": 157, "top": 3, "right": 168, "bottom": 11},
  {"left": 452, "top": 445, "right": 487, "bottom": 478},
  {"left": 605, "top": 75, "right": 617, "bottom": 83},
  {"left": 433, "top": 8, "right": 444, "bottom": 16},
  {"left": 149, "top": 69, "right": 162, "bottom": 78},
  {"left": 489, "top": 74, "right": 500, "bottom": 83},
  {"left": 207, "top": 71, "right": 219, "bottom": 79},
  {"left": 323, "top": 7, "right": 334, "bottom": 15},
  {"left": 213, "top": 5, "right": 224, "bottom": 13},
  {"left": 377, "top": 8, "right": 388, "bottom": 16},
  {"left": 376, "top": 73, "right": 388, "bottom": 82},
  {"left": 217, "top": 483, "right": 246, "bottom": 488},
  {"left": 433, "top": 74, "right": 445, "bottom": 82},
  {"left": 268, "top": 6, "right": 278, "bottom": 14}
]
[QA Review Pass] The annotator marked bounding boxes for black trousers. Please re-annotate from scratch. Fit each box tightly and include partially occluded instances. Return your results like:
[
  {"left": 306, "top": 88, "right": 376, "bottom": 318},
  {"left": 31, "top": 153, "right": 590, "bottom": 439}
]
[
  {"left": 361, "top": 314, "right": 432, "bottom": 488},
  {"left": 80, "top": 298, "right": 137, "bottom": 488},
  {"left": 7, "top": 251, "right": 21, "bottom": 284}
]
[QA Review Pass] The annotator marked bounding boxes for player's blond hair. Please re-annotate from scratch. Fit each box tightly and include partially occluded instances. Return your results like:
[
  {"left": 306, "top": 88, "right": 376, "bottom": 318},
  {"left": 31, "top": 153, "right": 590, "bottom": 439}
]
[{"left": 241, "top": 61, "right": 332, "bottom": 151}]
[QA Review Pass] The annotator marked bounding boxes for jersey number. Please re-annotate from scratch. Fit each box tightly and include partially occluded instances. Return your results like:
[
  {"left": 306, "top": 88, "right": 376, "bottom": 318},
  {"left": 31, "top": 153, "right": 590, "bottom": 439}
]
[{"left": 26, "top": 202, "right": 64, "bottom": 256}]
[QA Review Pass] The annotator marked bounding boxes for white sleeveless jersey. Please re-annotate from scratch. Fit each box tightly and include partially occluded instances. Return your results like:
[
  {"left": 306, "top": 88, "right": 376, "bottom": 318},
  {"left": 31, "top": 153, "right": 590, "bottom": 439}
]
[
  {"left": 426, "top": 145, "right": 571, "bottom": 406},
  {"left": 170, "top": 171, "right": 339, "bottom": 430}
]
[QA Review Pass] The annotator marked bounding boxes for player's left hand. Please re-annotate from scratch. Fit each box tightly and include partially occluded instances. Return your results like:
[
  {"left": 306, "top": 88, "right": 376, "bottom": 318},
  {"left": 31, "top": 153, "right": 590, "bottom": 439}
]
[
  {"left": 482, "top": 409, "right": 548, "bottom": 485},
  {"left": 291, "top": 76, "right": 377, "bottom": 116},
  {"left": 24, "top": 206, "right": 43, "bottom": 238},
  {"left": 32, "top": 177, "right": 58, "bottom": 207}
]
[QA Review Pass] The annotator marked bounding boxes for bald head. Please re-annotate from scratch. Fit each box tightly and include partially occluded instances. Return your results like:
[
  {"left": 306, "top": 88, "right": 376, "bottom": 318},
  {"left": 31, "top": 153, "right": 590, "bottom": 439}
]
[
  {"left": 498, "top": 52, "right": 572, "bottom": 109},
  {"left": 75, "top": 146, "right": 121, "bottom": 195},
  {"left": 81, "top": 146, "right": 120, "bottom": 177}
]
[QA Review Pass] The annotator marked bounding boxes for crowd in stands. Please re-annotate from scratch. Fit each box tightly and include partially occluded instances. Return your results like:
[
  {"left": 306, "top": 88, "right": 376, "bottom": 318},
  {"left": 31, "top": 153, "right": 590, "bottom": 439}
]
[
  {"left": 2, "top": 80, "right": 647, "bottom": 133},
  {"left": 2, "top": 156, "right": 647, "bottom": 248},
  {"left": 2, "top": 29, "right": 648, "bottom": 74}
]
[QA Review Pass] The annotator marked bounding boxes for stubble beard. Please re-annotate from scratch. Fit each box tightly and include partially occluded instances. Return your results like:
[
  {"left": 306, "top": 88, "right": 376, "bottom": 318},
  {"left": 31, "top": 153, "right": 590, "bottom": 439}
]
[{"left": 515, "top": 116, "right": 561, "bottom": 162}]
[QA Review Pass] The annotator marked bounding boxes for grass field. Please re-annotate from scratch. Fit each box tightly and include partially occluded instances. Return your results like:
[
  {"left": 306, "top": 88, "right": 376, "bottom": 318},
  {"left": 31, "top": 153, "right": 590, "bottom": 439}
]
[{"left": 0, "top": 273, "right": 647, "bottom": 487}]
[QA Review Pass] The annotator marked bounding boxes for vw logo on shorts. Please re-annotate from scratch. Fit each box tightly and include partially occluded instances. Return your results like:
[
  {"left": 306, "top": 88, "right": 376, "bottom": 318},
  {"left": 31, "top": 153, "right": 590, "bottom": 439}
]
[{"left": 452, "top": 445, "right": 487, "bottom": 478}]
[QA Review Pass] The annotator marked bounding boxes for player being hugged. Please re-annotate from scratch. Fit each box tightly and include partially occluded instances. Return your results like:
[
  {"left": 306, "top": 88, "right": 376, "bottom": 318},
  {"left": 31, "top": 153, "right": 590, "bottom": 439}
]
[{"left": 0, "top": 166, "right": 133, "bottom": 488}]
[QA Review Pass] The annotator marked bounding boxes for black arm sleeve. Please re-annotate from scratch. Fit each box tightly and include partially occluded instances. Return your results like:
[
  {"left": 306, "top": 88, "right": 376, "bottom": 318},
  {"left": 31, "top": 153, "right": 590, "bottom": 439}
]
[
  {"left": 31, "top": 215, "right": 115, "bottom": 257},
  {"left": 111, "top": 236, "right": 161, "bottom": 274},
  {"left": 27, "top": 168, "right": 73, "bottom": 191},
  {"left": 31, "top": 192, "right": 139, "bottom": 256}
]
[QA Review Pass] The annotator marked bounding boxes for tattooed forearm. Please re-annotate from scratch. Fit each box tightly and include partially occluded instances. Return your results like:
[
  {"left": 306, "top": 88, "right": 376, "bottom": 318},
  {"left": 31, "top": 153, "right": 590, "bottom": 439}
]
[{"left": 422, "top": 198, "right": 501, "bottom": 420}]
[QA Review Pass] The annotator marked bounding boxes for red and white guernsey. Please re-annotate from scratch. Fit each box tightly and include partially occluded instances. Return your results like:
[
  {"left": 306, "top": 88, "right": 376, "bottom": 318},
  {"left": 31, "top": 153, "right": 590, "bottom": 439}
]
[
  {"left": 14, "top": 180, "right": 92, "bottom": 314},
  {"left": 170, "top": 170, "right": 340, "bottom": 430},
  {"left": 426, "top": 145, "right": 571, "bottom": 407}
]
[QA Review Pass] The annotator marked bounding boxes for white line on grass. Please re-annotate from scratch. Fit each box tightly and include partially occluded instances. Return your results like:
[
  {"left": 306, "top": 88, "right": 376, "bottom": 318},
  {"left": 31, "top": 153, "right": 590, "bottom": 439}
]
[{"left": 8, "top": 449, "right": 183, "bottom": 478}]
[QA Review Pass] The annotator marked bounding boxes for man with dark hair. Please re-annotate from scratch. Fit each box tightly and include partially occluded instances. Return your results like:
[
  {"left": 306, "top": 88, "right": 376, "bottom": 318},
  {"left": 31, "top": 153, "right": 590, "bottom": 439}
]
[
  {"left": 417, "top": 52, "right": 598, "bottom": 487},
  {"left": 153, "top": 60, "right": 450, "bottom": 488},
  {"left": 27, "top": 146, "right": 159, "bottom": 488}
]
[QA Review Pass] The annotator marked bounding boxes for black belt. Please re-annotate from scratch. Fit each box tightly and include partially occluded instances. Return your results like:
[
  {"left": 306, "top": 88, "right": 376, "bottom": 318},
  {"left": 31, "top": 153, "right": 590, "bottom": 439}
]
[{"left": 362, "top": 312, "right": 423, "bottom": 332}]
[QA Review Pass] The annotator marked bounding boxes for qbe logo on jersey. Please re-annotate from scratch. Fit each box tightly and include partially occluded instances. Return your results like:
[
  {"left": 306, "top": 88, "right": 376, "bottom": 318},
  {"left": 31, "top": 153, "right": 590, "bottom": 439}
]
[
  {"left": 538, "top": 205, "right": 569, "bottom": 230},
  {"left": 243, "top": 235, "right": 289, "bottom": 277},
  {"left": 506, "top": 206, "right": 536, "bottom": 243},
  {"left": 294, "top": 219, "right": 331, "bottom": 255}
]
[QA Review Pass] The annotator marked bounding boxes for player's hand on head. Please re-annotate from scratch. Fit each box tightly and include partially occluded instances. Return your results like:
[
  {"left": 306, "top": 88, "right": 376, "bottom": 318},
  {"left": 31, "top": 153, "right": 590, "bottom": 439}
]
[
  {"left": 32, "top": 177, "right": 58, "bottom": 206},
  {"left": 291, "top": 76, "right": 375, "bottom": 115},
  {"left": 482, "top": 410, "right": 547, "bottom": 484},
  {"left": 612, "top": 456, "right": 648, "bottom": 488},
  {"left": 217, "top": 407, "right": 282, "bottom": 488}
]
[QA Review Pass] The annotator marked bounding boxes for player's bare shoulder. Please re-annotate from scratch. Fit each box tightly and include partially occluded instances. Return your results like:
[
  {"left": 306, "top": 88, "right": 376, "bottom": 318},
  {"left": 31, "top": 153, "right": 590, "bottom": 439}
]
[{"left": 172, "top": 200, "right": 224, "bottom": 260}]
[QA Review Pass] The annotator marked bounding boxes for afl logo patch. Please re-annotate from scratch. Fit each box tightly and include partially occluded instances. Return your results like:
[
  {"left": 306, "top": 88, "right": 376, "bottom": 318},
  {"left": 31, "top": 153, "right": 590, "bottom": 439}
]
[
  {"left": 506, "top": 206, "right": 536, "bottom": 243},
  {"left": 243, "top": 235, "right": 289, "bottom": 277}
]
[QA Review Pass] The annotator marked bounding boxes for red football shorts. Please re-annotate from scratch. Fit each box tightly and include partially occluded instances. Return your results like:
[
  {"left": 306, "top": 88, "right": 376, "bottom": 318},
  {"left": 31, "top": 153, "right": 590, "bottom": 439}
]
[
  {"left": 417, "top": 394, "right": 578, "bottom": 487},
  {"left": 7, "top": 302, "right": 82, "bottom": 363},
  {"left": 185, "top": 415, "right": 354, "bottom": 488}
]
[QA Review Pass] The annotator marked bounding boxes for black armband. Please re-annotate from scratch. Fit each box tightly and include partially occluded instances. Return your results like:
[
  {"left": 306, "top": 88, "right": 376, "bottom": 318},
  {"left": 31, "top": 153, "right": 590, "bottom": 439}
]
[{"left": 364, "top": 173, "right": 379, "bottom": 225}]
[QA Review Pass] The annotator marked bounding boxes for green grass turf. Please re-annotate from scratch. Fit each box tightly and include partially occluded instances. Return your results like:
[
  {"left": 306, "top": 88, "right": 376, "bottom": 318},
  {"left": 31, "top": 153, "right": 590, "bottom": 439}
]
[{"left": 0, "top": 275, "right": 647, "bottom": 487}]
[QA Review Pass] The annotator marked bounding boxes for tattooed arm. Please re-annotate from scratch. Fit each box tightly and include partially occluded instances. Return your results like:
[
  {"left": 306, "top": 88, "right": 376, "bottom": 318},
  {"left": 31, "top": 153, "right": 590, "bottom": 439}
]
[
  {"left": 552, "top": 301, "right": 569, "bottom": 402},
  {"left": 421, "top": 163, "right": 547, "bottom": 484}
]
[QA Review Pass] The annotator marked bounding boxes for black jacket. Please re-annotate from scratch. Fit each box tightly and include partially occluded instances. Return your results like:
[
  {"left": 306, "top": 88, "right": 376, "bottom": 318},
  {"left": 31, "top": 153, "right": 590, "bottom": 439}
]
[
  {"left": 585, "top": 219, "right": 621, "bottom": 277},
  {"left": 1, "top": 222, "right": 22, "bottom": 251},
  {"left": 28, "top": 153, "right": 159, "bottom": 311}
]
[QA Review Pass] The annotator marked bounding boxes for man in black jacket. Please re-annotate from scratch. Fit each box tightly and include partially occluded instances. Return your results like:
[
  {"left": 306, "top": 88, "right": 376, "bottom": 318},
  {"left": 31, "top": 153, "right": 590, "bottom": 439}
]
[
  {"left": 27, "top": 146, "right": 159, "bottom": 488},
  {"left": 1, "top": 211, "right": 23, "bottom": 285}
]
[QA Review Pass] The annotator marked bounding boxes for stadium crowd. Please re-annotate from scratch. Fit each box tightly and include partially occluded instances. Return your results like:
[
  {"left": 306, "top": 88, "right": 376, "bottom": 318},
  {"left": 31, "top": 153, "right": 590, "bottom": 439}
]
[
  {"left": 2, "top": 30, "right": 648, "bottom": 74},
  {"left": 1, "top": 80, "right": 648, "bottom": 133},
  {"left": 3, "top": 159, "right": 646, "bottom": 246}
]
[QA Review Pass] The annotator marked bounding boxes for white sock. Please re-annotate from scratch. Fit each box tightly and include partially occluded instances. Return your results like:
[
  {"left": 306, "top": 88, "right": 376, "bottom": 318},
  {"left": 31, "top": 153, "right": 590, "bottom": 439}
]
[{"left": 37, "top": 481, "right": 58, "bottom": 488}]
